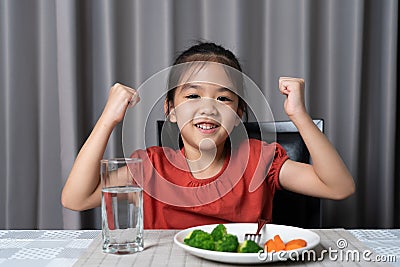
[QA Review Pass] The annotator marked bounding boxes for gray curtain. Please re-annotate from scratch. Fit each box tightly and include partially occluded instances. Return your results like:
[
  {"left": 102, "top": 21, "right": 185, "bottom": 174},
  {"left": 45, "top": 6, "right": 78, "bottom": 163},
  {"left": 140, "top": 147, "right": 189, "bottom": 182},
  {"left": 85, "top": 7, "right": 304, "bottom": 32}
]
[{"left": 0, "top": 0, "right": 397, "bottom": 229}]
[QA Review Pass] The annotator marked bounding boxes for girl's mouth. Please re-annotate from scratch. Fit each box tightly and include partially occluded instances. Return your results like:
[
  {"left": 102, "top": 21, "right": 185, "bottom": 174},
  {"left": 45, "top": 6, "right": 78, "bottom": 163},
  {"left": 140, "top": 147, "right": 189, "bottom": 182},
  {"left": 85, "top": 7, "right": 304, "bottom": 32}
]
[
  {"left": 195, "top": 123, "right": 218, "bottom": 130},
  {"left": 194, "top": 122, "right": 219, "bottom": 134}
]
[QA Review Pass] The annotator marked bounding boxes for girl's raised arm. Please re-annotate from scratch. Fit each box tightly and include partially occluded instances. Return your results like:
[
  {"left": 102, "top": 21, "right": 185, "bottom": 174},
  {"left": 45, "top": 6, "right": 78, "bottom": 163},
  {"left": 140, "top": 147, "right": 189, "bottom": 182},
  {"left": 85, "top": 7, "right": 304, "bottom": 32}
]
[
  {"left": 277, "top": 77, "right": 355, "bottom": 200},
  {"left": 61, "top": 83, "right": 139, "bottom": 211}
]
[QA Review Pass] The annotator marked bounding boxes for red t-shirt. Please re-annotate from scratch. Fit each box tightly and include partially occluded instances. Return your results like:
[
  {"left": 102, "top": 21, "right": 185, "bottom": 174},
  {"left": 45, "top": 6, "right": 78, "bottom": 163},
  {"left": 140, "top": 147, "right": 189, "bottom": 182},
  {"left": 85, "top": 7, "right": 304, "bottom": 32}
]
[{"left": 130, "top": 139, "right": 289, "bottom": 229}]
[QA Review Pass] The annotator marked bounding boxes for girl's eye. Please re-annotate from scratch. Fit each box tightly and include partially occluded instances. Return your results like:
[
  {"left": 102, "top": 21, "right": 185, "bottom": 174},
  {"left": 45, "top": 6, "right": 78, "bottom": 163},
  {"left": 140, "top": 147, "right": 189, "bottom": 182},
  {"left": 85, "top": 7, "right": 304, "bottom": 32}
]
[
  {"left": 217, "top": 96, "right": 233, "bottom": 102},
  {"left": 185, "top": 94, "right": 200, "bottom": 99}
]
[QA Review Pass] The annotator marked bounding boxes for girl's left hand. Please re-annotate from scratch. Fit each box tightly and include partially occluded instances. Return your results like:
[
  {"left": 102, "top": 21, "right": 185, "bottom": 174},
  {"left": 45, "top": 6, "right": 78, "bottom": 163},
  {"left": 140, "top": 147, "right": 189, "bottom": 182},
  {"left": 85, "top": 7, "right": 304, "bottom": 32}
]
[{"left": 278, "top": 77, "right": 307, "bottom": 118}]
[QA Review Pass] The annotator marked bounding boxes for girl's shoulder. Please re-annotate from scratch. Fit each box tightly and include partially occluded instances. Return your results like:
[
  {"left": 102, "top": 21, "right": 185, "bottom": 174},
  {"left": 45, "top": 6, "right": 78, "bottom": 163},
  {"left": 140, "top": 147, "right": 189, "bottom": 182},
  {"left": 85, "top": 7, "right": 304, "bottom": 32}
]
[
  {"left": 131, "top": 146, "right": 181, "bottom": 159},
  {"left": 236, "top": 138, "right": 275, "bottom": 151},
  {"left": 130, "top": 146, "right": 188, "bottom": 168},
  {"left": 130, "top": 146, "right": 190, "bottom": 175},
  {"left": 236, "top": 138, "right": 288, "bottom": 160}
]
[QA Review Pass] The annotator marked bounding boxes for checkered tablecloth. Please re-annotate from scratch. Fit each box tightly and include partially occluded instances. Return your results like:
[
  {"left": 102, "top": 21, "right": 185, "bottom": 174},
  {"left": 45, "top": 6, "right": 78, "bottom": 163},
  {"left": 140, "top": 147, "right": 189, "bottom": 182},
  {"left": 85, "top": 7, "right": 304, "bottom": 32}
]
[
  {"left": 0, "top": 229, "right": 399, "bottom": 266},
  {"left": 349, "top": 229, "right": 400, "bottom": 264},
  {"left": 0, "top": 230, "right": 99, "bottom": 267},
  {"left": 72, "top": 229, "right": 396, "bottom": 267}
]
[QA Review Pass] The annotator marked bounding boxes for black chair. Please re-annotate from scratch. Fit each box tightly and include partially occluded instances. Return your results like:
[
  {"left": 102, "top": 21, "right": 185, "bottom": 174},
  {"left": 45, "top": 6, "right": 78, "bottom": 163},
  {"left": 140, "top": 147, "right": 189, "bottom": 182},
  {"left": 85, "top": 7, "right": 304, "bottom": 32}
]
[{"left": 157, "top": 119, "right": 324, "bottom": 228}]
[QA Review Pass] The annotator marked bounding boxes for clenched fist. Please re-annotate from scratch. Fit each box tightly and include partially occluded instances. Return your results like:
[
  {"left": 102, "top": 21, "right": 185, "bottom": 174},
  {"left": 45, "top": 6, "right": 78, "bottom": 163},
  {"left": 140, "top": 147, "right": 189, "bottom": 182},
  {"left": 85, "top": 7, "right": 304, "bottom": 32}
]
[
  {"left": 101, "top": 83, "right": 140, "bottom": 126},
  {"left": 278, "top": 77, "right": 307, "bottom": 118}
]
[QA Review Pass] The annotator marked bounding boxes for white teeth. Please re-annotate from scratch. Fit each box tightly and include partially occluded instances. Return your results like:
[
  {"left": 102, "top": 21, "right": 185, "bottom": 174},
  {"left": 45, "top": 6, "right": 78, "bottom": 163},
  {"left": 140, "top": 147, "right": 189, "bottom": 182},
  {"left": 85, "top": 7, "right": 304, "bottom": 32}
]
[{"left": 196, "top": 124, "right": 217, "bottom": 130}]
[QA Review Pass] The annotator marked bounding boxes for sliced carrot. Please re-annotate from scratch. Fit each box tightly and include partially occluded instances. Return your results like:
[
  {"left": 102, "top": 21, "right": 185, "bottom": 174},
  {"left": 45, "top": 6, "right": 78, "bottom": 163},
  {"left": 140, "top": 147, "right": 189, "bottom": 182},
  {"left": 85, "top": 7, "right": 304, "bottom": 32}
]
[
  {"left": 285, "top": 243, "right": 304, "bottom": 251},
  {"left": 285, "top": 239, "right": 307, "bottom": 248},
  {"left": 264, "top": 239, "right": 277, "bottom": 252},
  {"left": 266, "top": 236, "right": 307, "bottom": 252},
  {"left": 273, "top": 235, "right": 286, "bottom": 251},
  {"left": 285, "top": 239, "right": 307, "bottom": 251}
]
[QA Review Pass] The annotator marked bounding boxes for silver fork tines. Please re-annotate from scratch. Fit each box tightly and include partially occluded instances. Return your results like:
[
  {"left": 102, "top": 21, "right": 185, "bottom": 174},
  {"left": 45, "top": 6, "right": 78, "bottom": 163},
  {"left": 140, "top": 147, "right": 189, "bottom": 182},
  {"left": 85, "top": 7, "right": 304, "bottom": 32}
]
[
  {"left": 244, "top": 233, "right": 262, "bottom": 244},
  {"left": 244, "top": 219, "right": 269, "bottom": 244}
]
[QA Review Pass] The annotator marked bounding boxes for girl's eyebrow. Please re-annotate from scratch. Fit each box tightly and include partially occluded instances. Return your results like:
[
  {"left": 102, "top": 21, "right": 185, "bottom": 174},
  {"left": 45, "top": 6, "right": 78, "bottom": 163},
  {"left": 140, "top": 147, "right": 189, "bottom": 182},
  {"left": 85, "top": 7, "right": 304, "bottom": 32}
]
[
  {"left": 181, "top": 83, "right": 232, "bottom": 93},
  {"left": 216, "top": 87, "right": 233, "bottom": 93}
]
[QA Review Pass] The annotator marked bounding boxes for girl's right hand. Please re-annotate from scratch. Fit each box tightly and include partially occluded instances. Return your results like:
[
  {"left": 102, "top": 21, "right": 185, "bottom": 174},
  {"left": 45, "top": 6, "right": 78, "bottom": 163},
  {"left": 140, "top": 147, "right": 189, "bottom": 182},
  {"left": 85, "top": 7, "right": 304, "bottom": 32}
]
[
  {"left": 100, "top": 83, "right": 140, "bottom": 126},
  {"left": 62, "top": 82, "right": 140, "bottom": 211}
]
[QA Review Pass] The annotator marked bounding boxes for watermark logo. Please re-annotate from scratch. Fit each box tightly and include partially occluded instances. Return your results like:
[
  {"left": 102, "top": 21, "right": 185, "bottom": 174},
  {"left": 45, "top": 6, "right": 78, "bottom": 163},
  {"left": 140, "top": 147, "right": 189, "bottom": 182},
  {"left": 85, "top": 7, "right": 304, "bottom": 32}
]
[
  {"left": 257, "top": 238, "right": 397, "bottom": 263},
  {"left": 336, "top": 238, "right": 348, "bottom": 249}
]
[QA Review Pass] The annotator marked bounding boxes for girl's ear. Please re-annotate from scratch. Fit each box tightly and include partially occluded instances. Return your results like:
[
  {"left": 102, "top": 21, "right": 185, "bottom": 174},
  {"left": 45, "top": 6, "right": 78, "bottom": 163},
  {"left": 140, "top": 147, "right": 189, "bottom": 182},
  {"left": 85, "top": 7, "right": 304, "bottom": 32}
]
[
  {"left": 168, "top": 108, "right": 177, "bottom": 123},
  {"left": 164, "top": 99, "right": 177, "bottom": 123},
  {"left": 235, "top": 106, "right": 244, "bottom": 126}
]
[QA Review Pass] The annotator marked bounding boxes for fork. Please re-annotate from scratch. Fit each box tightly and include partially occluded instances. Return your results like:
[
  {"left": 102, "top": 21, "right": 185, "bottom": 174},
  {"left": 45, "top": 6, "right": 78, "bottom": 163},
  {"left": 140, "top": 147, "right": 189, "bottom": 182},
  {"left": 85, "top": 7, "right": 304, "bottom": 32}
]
[{"left": 244, "top": 218, "right": 270, "bottom": 244}]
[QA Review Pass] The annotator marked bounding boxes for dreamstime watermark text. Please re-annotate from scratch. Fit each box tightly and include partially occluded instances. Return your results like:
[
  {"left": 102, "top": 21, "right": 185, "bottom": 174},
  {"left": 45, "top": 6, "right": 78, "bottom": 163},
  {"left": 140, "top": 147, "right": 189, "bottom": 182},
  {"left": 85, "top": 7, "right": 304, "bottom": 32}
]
[{"left": 258, "top": 238, "right": 397, "bottom": 263}]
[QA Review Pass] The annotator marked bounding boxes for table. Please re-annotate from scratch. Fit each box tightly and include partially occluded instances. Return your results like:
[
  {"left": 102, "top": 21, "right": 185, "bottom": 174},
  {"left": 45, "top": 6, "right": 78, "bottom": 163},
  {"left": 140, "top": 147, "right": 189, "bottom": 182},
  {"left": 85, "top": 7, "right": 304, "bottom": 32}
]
[
  {"left": 0, "top": 229, "right": 399, "bottom": 266},
  {"left": 0, "top": 230, "right": 99, "bottom": 267}
]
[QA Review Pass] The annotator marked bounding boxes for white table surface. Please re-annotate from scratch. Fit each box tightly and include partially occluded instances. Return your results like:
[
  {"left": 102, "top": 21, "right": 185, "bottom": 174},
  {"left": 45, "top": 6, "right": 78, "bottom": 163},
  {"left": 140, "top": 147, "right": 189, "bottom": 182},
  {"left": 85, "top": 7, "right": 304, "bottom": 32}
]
[{"left": 0, "top": 229, "right": 399, "bottom": 266}]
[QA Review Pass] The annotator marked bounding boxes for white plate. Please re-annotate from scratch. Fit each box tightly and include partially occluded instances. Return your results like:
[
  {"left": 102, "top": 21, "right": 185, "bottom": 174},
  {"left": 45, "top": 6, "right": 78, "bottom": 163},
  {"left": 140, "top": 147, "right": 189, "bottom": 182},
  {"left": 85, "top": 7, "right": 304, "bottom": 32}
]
[{"left": 174, "top": 223, "right": 320, "bottom": 264}]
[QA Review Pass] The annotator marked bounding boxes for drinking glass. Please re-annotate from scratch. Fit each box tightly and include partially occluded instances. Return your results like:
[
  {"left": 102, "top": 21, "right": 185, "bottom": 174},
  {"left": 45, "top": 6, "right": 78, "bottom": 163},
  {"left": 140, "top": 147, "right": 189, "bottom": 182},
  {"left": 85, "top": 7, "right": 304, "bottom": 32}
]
[{"left": 101, "top": 158, "right": 144, "bottom": 254}]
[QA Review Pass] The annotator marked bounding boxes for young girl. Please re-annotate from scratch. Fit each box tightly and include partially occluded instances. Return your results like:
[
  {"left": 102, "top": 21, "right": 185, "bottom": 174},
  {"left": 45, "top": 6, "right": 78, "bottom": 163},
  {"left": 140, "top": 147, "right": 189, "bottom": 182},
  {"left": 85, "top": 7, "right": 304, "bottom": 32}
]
[{"left": 61, "top": 42, "right": 355, "bottom": 229}]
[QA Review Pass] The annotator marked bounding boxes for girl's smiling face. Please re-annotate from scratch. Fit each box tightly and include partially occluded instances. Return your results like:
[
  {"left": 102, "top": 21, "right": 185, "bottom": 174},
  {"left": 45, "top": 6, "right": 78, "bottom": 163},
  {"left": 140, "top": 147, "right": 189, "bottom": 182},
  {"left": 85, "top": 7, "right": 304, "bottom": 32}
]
[{"left": 166, "top": 63, "right": 243, "bottom": 154}]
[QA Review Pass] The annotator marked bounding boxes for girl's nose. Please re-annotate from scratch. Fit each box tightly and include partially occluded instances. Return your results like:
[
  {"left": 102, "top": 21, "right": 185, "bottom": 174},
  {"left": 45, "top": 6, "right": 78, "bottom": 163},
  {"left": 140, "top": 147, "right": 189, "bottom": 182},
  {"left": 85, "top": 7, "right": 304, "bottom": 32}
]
[{"left": 198, "top": 98, "right": 218, "bottom": 116}]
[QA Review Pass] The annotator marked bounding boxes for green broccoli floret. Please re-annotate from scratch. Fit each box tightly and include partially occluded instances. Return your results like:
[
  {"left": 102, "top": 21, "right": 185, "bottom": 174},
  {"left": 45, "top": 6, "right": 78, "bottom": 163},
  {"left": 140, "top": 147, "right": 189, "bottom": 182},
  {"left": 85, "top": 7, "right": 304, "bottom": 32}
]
[
  {"left": 184, "top": 229, "right": 203, "bottom": 242},
  {"left": 215, "top": 234, "right": 239, "bottom": 252},
  {"left": 237, "top": 240, "right": 263, "bottom": 253},
  {"left": 211, "top": 224, "right": 227, "bottom": 241},
  {"left": 184, "top": 230, "right": 215, "bottom": 251}
]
